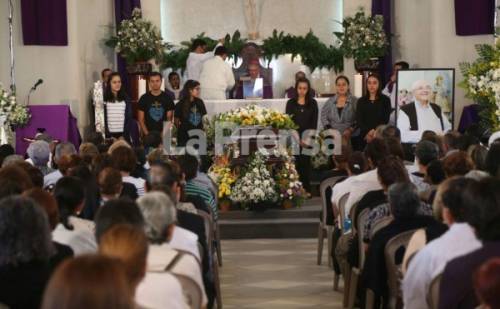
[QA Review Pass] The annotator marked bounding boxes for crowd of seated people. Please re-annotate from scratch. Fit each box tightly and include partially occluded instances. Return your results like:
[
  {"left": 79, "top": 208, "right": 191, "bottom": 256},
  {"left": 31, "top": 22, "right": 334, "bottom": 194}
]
[
  {"left": 0, "top": 132, "right": 221, "bottom": 309},
  {"left": 324, "top": 122, "right": 500, "bottom": 309}
]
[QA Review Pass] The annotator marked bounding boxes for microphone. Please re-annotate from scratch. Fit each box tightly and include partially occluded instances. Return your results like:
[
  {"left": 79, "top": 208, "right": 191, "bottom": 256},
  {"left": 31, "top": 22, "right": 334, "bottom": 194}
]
[{"left": 31, "top": 79, "right": 43, "bottom": 90}]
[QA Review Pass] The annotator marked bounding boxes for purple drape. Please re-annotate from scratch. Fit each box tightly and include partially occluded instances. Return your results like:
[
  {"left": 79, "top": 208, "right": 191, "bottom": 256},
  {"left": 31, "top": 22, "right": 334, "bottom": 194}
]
[
  {"left": 114, "top": 0, "right": 141, "bottom": 95},
  {"left": 21, "top": 0, "right": 68, "bottom": 45},
  {"left": 372, "top": 0, "right": 392, "bottom": 85},
  {"left": 455, "top": 0, "right": 495, "bottom": 36}
]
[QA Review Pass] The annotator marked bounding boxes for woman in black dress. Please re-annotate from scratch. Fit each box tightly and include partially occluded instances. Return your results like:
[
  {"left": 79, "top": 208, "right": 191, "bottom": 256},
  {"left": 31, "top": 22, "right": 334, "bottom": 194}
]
[
  {"left": 174, "top": 80, "right": 207, "bottom": 147},
  {"left": 355, "top": 73, "right": 391, "bottom": 148},
  {"left": 286, "top": 77, "right": 318, "bottom": 194}
]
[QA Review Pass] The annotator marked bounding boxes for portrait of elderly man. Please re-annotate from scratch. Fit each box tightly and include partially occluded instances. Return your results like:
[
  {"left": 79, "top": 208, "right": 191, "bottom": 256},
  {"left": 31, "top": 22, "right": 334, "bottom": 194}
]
[{"left": 397, "top": 79, "right": 451, "bottom": 143}]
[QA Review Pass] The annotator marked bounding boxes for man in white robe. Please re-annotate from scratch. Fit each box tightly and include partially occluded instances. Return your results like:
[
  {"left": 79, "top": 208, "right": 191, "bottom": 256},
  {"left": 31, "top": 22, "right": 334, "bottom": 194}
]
[
  {"left": 199, "top": 46, "right": 235, "bottom": 100},
  {"left": 185, "top": 39, "right": 222, "bottom": 82}
]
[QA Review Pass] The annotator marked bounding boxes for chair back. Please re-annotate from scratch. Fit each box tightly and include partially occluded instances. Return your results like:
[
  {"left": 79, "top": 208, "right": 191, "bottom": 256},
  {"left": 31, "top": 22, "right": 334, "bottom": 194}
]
[
  {"left": 384, "top": 229, "right": 418, "bottom": 309},
  {"left": 319, "top": 176, "right": 345, "bottom": 225},
  {"left": 356, "top": 208, "right": 371, "bottom": 268},
  {"left": 427, "top": 273, "right": 442, "bottom": 309},
  {"left": 338, "top": 192, "right": 350, "bottom": 231},
  {"left": 174, "top": 274, "right": 203, "bottom": 309},
  {"left": 197, "top": 210, "right": 214, "bottom": 254},
  {"left": 370, "top": 215, "right": 393, "bottom": 239}
]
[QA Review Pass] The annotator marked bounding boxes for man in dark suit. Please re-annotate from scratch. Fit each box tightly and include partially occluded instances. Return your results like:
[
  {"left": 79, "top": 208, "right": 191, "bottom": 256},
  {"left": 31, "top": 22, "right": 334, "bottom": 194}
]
[{"left": 439, "top": 178, "right": 500, "bottom": 309}]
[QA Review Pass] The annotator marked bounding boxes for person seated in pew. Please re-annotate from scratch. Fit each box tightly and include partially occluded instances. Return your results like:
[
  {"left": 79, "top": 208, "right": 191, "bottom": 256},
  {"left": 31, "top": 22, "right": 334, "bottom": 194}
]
[
  {"left": 94, "top": 198, "right": 189, "bottom": 309},
  {"left": 361, "top": 182, "right": 443, "bottom": 308},
  {"left": 473, "top": 258, "right": 500, "bottom": 309},
  {"left": 285, "top": 71, "right": 316, "bottom": 98},
  {"left": 233, "top": 59, "right": 273, "bottom": 99},
  {"left": 402, "top": 177, "right": 480, "bottom": 309},
  {"left": 438, "top": 177, "right": 500, "bottom": 309}
]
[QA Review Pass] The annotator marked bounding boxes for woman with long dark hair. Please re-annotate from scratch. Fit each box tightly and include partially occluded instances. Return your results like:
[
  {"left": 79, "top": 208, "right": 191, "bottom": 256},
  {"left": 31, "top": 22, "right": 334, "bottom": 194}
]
[
  {"left": 174, "top": 80, "right": 207, "bottom": 147},
  {"left": 355, "top": 73, "right": 391, "bottom": 146},
  {"left": 103, "top": 72, "right": 133, "bottom": 142},
  {"left": 286, "top": 77, "right": 318, "bottom": 194}
]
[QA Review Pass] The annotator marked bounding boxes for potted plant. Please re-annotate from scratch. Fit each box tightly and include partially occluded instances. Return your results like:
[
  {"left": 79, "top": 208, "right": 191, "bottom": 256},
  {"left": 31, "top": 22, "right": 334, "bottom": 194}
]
[
  {"left": 208, "top": 157, "right": 237, "bottom": 212},
  {"left": 105, "top": 8, "right": 169, "bottom": 74},
  {"left": 334, "top": 9, "right": 389, "bottom": 72},
  {"left": 459, "top": 42, "right": 500, "bottom": 132},
  {"left": 275, "top": 158, "right": 307, "bottom": 209}
]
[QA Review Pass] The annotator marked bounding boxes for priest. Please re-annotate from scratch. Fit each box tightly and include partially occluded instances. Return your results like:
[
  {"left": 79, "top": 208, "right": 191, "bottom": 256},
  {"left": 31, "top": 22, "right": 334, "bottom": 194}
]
[{"left": 199, "top": 46, "right": 235, "bottom": 100}]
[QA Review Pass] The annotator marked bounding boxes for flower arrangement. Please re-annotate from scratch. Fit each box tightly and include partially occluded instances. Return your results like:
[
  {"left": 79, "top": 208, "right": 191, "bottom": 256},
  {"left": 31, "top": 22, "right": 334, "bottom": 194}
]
[
  {"left": 275, "top": 158, "right": 307, "bottom": 206},
  {"left": 459, "top": 42, "right": 500, "bottom": 131},
  {"left": 334, "top": 9, "right": 388, "bottom": 63},
  {"left": 105, "top": 8, "right": 169, "bottom": 64},
  {"left": 208, "top": 157, "right": 238, "bottom": 200},
  {"left": 0, "top": 84, "right": 31, "bottom": 128},
  {"left": 230, "top": 153, "right": 278, "bottom": 206},
  {"left": 215, "top": 104, "right": 297, "bottom": 130}
]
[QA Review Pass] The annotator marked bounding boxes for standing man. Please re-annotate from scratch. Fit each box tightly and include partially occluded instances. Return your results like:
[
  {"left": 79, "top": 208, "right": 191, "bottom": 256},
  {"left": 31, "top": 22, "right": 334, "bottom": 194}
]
[
  {"left": 199, "top": 46, "right": 235, "bottom": 100},
  {"left": 138, "top": 72, "right": 175, "bottom": 136},
  {"left": 383, "top": 61, "right": 409, "bottom": 124},
  {"left": 165, "top": 72, "right": 182, "bottom": 100},
  {"left": 186, "top": 39, "right": 222, "bottom": 82}
]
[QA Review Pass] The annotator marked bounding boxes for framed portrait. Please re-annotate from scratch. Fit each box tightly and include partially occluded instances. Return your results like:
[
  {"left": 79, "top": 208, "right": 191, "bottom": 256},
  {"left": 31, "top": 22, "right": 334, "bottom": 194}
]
[{"left": 395, "top": 68, "right": 455, "bottom": 143}]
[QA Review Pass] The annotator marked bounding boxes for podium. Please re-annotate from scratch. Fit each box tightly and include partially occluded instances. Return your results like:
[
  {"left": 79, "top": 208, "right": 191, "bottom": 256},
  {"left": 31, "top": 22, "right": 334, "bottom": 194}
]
[{"left": 15, "top": 105, "right": 81, "bottom": 155}]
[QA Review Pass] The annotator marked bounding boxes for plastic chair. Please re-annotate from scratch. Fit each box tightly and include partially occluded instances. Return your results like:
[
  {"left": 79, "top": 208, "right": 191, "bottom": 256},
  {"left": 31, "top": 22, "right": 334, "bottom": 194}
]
[
  {"left": 174, "top": 274, "right": 203, "bottom": 309},
  {"left": 384, "top": 229, "right": 418, "bottom": 309},
  {"left": 427, "top": 274, "right": 442, "bottom": 309},
  {"left": 370, "top": 215, "right": 394, "bottom": 239},
  {"left": 317, "top": 176, "right": 345, "bottom": 266}
]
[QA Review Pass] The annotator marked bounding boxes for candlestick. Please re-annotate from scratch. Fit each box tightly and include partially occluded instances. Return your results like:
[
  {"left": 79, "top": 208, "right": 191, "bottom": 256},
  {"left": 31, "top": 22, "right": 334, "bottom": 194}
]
[{"left": 354, "top": 73, "right": 363, "bottom": 98}]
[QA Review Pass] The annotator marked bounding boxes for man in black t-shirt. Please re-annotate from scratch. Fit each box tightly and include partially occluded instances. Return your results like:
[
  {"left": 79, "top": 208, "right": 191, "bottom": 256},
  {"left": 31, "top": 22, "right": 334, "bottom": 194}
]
[{"left": 138, "top": 72, "right": 175, "bottom": 135}]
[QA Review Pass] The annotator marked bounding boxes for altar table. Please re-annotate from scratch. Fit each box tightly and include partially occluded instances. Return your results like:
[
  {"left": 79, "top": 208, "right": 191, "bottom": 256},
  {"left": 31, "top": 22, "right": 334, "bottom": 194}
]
[{"left": 15, "top": 105, "right": 81, "bottom": 155}]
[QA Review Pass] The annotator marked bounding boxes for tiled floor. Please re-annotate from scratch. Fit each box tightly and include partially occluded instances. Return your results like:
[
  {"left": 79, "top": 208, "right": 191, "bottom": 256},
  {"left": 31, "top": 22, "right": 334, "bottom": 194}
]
[{"left": 220, "top": 238, "right": 344, "bottom": 308}]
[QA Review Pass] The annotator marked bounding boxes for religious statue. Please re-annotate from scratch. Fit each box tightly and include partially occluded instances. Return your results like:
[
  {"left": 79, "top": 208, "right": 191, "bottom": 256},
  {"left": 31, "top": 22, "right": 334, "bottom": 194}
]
[
  {"left": 92, "top": 80, "right": 105, "bottom": 135},
  {"left": 244, "top": 0, "right": 263, "bottom": 40}
]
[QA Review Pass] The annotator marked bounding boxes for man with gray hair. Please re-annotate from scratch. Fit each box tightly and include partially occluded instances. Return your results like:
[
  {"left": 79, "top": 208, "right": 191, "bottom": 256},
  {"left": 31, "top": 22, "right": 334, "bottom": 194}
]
[
  {"left": 26, "top": 140, "right": 54, "bottom": 175},
  {"left": 362, "top": 182, "right": 444, "bottom": 307},
  {"left": 136, "top": 191, "right": 208, "bottom": 307},
  {"left": 137, "top": 191, "right": 200, "bottom": 262},
  {"left": 43, "top": 142, "right": 76, "bottom": 188},
  {"left": 397, "top": 79, "right": 451, "bottom": 143}
]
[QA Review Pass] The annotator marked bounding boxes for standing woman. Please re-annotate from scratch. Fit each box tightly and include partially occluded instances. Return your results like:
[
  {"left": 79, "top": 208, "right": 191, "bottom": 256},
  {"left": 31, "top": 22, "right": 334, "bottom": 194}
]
[
  {"left": 321, "top": 75, "right": 358, "bottom": 143},
  {"left": 286, "top": 77, "right": 318, "bottom": 195},
  {"left": 355, "top": 73, "right": 391, "bottom": 147},
  {"left": 174, "top": 80, "right": 207, "bottom": 147},
  {"left": 103, "top": 72, "right": 133, "bottom": 142}
]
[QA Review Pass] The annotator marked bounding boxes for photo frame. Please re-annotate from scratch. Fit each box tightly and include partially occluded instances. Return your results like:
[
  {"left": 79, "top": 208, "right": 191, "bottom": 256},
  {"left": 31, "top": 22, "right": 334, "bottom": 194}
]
[{"left": 395, "top": 68, "right": 455, "bottom": 143}]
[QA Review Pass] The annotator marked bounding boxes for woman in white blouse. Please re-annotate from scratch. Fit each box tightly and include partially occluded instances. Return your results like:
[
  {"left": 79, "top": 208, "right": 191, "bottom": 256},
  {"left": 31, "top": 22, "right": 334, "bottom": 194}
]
[{"left": 103, "top": 72, "right": 132, "bottom": 142}]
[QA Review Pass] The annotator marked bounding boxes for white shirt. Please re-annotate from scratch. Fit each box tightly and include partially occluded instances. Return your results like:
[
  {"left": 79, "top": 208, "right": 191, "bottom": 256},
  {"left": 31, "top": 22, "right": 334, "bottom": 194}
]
[
  {"left": 148, "top": 243, "right": 207, "bottom": 307},
  {"left": 136, "top": 272, "right": 188, "bottom": 309},
  {"left": 44, "top": 170, "right": 63, "bottom": 188},
  {"left": 342, "top": 169, "right": 381, "bottom": 216},
  {"left": 123, "top": 175, "right": 146, "bottom": 197},
  {"left": 186, "top": 43, "right": 222, "bottom": 81},
  {"left": 199, "top": 56, "right": 235, "bottom": 100},
  {"left": 402, "top": 223, "right": 482, "bottom": 309},
  {"left": 398, "top": 100, "right": 452, "bottom": 143},
  {"left": 106, "top": 101, "right": 126, "bottom": 133},
  {"left": 169, "top": 226, "right": 201, "bottom": 262},
  {"left": 52, "top": 216, "right": 97, "bottom": 255}
]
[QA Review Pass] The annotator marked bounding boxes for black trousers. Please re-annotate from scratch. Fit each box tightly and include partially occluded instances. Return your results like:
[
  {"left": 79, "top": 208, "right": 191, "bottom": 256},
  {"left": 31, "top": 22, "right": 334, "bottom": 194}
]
[{"left": 295, "top": 154, "right": 312, "bottom": 193}]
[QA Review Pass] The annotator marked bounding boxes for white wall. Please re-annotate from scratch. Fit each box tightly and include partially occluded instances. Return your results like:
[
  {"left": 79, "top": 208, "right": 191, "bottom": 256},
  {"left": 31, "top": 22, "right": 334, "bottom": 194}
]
[
  {"left": 160, "top": 0, "right": 343, "bottom": 96},
  {"left": 0, "top": 0, "right": 114, "bottom": 131},
  {"left": 394, "top": 0, "right": 494, "bottom": 127}
]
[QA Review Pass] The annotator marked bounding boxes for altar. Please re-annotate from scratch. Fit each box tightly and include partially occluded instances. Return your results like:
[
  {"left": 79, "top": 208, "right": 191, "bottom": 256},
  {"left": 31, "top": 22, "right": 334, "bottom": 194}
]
[{"left": 204, "top": 98, "right": 329, "bottom": 129}]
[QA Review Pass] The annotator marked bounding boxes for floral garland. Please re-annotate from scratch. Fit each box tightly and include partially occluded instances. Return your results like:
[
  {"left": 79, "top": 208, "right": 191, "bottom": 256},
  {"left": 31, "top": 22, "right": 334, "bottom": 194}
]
[
  {"left": 0, "top": 84, "right": 31, "bottom": 128},
  {"left": 274, "top": 156, "right": 307, "bottom": 206},
  {"left": 459, "top": 42, "right": 500, "bottom": 131},
  {"left": 334, "top": 9, "right": 388, "bottom": 62},
  {"left": 105, "top": 8, "right": 169, "bottom": 64},
  {"left": 214, "top": 104, "right": 297, "bottom": 130}
]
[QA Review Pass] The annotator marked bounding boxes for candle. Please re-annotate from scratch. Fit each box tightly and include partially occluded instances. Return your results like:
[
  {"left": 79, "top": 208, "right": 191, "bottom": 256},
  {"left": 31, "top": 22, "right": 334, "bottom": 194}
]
[
  {"left": 354, "top": 73, "right": 363, "bottom": 98},
  {"left": 138, "top": 78, "right": 147, "bottom": 98}
]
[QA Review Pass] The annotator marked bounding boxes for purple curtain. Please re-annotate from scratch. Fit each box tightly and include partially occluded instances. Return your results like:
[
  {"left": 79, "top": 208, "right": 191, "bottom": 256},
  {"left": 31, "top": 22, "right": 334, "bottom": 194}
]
[
  {"left": 21, "top": 0, "right": 68, "bottom": 45},
  {"left": 114, "top": 0, "right": 141, "bottom": 95},
  {"left": 372, "top": 0, "right": 392, "bottom": 85},
  {"left": 455, "top": 0, "right": 495, "bottom": 36}
]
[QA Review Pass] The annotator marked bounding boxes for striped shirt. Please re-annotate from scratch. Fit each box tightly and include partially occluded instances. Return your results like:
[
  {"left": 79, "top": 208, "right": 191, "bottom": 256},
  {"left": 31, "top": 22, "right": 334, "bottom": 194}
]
[
  {"left": 123, "top": 175, "right": 146, "bottom": 197},
  {"left": 185, "top": 180, "right": 218, "bottom": 221},
  {"left": 106, "top": 101, "right": 126, "bottom": 133}
]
